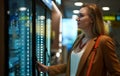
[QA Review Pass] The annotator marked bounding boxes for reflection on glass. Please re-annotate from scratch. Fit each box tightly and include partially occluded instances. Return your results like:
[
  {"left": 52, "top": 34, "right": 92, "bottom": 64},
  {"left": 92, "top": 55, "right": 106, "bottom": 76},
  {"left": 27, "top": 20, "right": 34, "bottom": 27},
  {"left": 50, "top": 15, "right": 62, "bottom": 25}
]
[{"left": 46, "top": 12, "right": 51, "bottom": 67}]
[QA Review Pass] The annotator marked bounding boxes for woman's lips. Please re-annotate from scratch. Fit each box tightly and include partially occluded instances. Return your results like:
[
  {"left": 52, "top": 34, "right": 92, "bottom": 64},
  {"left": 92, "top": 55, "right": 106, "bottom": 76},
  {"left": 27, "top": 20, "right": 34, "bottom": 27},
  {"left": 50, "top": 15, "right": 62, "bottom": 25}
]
[{"left": 77, "top": 22, "right": 80, "bottom": 25}]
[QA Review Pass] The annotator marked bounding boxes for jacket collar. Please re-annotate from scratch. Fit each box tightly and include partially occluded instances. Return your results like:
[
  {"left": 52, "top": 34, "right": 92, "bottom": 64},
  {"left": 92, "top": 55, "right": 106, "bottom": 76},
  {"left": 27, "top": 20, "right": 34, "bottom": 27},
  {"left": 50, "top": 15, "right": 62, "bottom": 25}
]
[
  {"left": 71, "top": 33, "right": 85, "bottom": 51},
  {"left": 66, "top": 34, "right": 98, "bottom": 76}
]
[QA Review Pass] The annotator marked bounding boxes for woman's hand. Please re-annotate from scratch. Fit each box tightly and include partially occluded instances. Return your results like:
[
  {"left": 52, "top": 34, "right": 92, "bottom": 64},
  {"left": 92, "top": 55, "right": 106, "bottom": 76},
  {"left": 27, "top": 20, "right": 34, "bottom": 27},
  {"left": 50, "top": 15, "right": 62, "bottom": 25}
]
[{"left": 36, "top": 61, "right": 48, "bottom": 72}]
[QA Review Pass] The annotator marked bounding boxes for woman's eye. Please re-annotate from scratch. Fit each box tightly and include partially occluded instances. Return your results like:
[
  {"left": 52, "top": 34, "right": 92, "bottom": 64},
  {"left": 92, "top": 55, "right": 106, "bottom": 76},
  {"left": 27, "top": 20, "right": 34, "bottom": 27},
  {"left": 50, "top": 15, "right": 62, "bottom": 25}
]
[{"left": 78, "top": 13, "right": 84, "bottom": 17}]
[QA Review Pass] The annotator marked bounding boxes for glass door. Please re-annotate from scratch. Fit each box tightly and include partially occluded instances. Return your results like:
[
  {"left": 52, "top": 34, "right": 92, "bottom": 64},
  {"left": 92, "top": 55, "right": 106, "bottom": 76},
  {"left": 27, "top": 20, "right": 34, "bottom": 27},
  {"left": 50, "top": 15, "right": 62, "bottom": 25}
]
[
  {"left": 35, "top": 3, "right": 46, "bottom": 76},
  {"left": 46, "top": 11, "right": 51, "bottom": 68},
  {"left": 35, "top": 1, "right": 52, "bottom": 75},
  {"left": 8, "top": 0, "right": 33, "bottom": 76}
]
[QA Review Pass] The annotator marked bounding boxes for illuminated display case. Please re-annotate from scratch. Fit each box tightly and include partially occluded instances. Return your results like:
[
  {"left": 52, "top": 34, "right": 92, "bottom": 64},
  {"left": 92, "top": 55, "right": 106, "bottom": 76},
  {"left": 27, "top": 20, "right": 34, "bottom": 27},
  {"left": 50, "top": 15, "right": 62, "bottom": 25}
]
[
  {"left": 7, "top": 0, "right": 51, "bottom": 76},
  {"left": 36, "top": 4, "right": 46, "bottom": 76},
  {"left": 35, "top": 2, "right": 51, "bottom": 76},
  {"left": 8, "top": 0, "right": 32, "bottom": 76}
]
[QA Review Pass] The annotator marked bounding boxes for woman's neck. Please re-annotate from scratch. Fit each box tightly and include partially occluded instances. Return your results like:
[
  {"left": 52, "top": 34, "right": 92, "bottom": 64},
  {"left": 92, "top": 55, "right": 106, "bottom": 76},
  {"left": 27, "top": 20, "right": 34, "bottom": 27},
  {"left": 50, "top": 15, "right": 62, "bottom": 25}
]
[
  {"left": 82, "top": 31, "right": 95, "bottom": 40},
  {"left": 81, "top": 24, "right": 95, "bottom": 39}
]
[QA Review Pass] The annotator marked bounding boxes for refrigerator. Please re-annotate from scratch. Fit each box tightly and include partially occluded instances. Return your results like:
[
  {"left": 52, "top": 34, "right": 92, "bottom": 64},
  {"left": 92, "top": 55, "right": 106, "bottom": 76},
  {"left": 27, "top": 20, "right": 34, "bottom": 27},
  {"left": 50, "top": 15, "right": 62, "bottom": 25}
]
[
  {"left": 35, "top": 2, "right": 51, "bottom": 76},
  {"left": 7, "top": 0, "right": 52, "bottom": 76},
  {"left": 8, "top": 0, "right": 33, "bottom": 76}
]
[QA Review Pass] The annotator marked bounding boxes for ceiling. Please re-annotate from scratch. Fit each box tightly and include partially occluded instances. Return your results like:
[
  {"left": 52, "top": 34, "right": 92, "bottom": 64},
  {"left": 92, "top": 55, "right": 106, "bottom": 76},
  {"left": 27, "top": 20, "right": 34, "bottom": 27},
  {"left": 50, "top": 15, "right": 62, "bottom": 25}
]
[{"left": 62, "top": 0, "right": 120, "bottom": 18}]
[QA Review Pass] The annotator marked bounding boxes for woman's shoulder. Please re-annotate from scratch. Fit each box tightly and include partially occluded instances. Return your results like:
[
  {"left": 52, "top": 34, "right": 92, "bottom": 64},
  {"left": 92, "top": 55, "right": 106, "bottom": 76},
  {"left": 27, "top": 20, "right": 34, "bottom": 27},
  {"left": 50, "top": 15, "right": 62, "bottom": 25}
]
[
  {"left": 99, "top": 35, "right": 115, "bottom": 45},
  {"left": 100, "top": 35, "right": 113, "bottom": 41}
]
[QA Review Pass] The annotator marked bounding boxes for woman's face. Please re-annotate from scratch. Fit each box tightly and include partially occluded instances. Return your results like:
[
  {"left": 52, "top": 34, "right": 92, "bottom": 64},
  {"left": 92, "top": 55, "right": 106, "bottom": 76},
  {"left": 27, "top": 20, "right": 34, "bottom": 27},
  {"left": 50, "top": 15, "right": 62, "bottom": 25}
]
[{"left": 77, "top": 7, "right": 93, "bottom": 30}]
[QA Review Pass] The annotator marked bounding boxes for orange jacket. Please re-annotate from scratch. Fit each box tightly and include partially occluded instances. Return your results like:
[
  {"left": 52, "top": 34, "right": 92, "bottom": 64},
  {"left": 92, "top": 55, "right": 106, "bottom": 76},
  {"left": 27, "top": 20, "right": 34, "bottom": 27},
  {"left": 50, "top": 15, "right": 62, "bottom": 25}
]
[{"left": 48, "top": 34, "right": 120, "bottom": 76}]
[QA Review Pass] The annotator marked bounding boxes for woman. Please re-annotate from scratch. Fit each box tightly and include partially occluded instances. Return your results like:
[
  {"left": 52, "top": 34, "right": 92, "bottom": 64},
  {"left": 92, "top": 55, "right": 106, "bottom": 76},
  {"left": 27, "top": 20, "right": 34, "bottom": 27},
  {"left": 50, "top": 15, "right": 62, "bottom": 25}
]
[{"left": 36, "top": 3, "right": 120, "bottom": 76}]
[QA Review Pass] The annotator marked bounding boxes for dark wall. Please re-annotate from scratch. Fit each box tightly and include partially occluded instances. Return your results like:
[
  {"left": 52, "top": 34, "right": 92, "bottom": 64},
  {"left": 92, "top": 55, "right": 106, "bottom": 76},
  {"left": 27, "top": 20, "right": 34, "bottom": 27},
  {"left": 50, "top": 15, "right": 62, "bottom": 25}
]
[{"left": 0, "top": 0, "right": 5, "bottom": 75}]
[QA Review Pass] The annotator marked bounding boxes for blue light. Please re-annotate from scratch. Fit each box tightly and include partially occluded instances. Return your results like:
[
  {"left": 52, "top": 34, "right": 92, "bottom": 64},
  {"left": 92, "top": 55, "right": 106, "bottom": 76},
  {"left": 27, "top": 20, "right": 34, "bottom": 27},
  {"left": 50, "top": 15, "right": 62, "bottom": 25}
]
[
  {"left": 27, "top": 72, "right": 29, "bottom": 75},
  {"left": 27, "top": 55, "right": 29, "bottom": 57},
  {"left": 117, "top": 16, "right": 120, "bottom": 21},
  {"left": 27, "top": 66, "right": 30, "bottom": 68},
  {"left": 56, "top": 0, "right": 61, "bottom": 5},
  {"left": 27, "top": 58, "right": 29, "bottom": 61},
  {"left": 62, "top": 19, "right": 77, "bottom": 51}
]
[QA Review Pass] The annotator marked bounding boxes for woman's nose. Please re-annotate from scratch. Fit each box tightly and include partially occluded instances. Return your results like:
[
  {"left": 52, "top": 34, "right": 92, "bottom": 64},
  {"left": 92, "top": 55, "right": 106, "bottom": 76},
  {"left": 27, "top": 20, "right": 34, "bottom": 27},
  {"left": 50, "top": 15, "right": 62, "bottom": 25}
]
[{"left": 76, "top": 17, "right": 80, "bottom": 21}]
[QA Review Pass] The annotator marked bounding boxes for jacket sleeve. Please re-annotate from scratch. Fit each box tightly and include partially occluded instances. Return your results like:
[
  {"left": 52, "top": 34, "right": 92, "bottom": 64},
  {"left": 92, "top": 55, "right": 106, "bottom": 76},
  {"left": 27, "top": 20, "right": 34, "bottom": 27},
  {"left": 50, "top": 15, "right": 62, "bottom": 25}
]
[
  {"left": 101, "top": 36, "right": 120, "bottom": 76},
  {"left": 48, "top": 64, "right": 67, "bottom": 76}
]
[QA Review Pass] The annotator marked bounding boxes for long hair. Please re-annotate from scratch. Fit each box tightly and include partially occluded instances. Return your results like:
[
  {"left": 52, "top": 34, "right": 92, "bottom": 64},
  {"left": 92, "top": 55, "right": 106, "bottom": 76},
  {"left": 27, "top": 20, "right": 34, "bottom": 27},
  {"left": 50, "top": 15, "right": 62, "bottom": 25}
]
[{"left": 81, "top": 3, "right": 105, "bottom": 36}]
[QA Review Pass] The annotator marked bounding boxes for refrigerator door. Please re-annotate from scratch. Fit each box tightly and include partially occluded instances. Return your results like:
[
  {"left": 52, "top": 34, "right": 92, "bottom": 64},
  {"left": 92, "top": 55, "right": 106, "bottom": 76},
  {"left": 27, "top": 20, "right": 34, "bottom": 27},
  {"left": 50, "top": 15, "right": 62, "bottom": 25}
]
[
  {"left": 36, "top": 4, "right": 46, "bottom": 76},
  {"left": 35, "top": 1, "right": 52, "bottom": 75},
  {"left": 8, "top": 0, "right": 33, "bottom": 76},
  {"left": 46, "top": 11, "right": 51, "bottom": 67}
]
